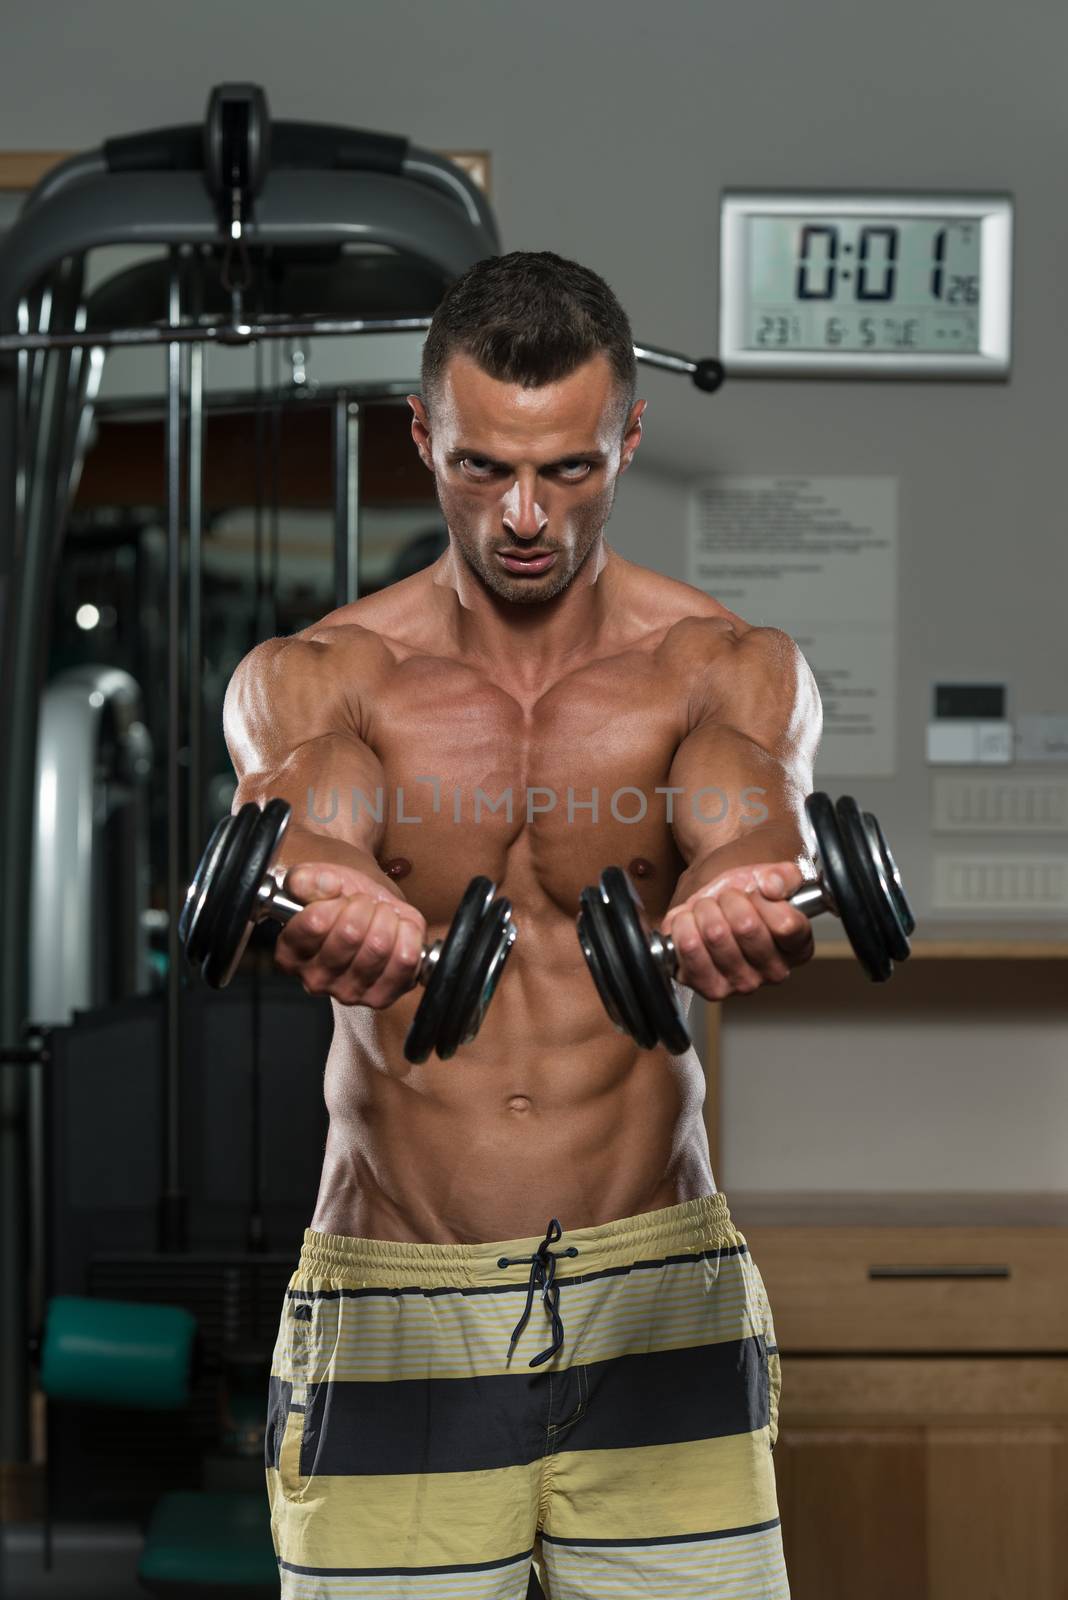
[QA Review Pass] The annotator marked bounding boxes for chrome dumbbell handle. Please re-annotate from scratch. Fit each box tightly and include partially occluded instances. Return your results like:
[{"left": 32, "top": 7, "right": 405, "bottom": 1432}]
[{"left": 251, "top": 875, "right": 444, "bottom": 988}]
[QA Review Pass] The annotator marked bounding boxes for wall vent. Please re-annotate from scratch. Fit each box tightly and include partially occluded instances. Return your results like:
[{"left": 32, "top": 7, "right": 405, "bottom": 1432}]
[
  {"left": 932, "top": 775, "right": 1068, "bottom": 835},
  {"left": 932, "top": 853, "right": 1068, "bottom": 913}
]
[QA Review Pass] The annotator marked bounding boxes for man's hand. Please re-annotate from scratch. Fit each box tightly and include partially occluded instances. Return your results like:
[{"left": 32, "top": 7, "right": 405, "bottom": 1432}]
[
  {"left": 274, "top": 862, "right": 427, "bottom": 1008},
  {"left": 660, "top": 862, "right": 814, "bottom": 1002}
]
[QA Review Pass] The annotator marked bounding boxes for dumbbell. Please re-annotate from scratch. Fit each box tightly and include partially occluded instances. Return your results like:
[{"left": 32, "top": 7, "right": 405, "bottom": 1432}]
[
  {"left": 576, "top": 792, "right": 915, "bottom": 1054},
  {"left": 180, "top": 798, "right": 517, "bottom": 1063}
]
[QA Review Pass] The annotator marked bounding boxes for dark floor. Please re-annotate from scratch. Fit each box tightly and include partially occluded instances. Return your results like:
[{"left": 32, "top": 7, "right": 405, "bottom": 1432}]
[{"left": 0, "top": 1524, "right": 145, "bottom": 1599}]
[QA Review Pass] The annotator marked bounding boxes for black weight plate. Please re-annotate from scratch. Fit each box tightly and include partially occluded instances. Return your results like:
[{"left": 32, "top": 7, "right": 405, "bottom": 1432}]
[
  {"left": 435, "top": 898, "right": 516, "bottom": 1061},
  {"left": 188, "top": 805, "right": 260, "bottom": 976},
  {"left": 577, "top": 890, "right": 647, "bottom": 1042},
  {"left": 595, "top": 868, "right": 682, "bottom": 1051},
  {"left": 864, "top": 811, "right": 916, "bottom": 936},
  {"left": 202, "top": 799, "right": 291, "bottom": 989},
  {"left": 579, "top": 881, "right": 656, "bottom": 1047},
  {"left": 457, "top": 905, "right": 517, "bottom": 1049},
  {"left": 404, "top": 877, "right": 496, "bottom": 1065},
  {"left": 600, "top": 866, "right": 692, "bottom": 1054},
  {"left": 181, "top": 814, "right": 231, "bottom": 967},
  {"left": 805, "top": 793, "right": 891, "bottom": 983},
  {"left": 585, "top": 871, "right": 664, "bottom": 1048},
  {"left": 837, "top": 797, "right": 910, "bottom": 964},
  {"left": 198, "top": 801, "right": 277, "bottom": 988}
]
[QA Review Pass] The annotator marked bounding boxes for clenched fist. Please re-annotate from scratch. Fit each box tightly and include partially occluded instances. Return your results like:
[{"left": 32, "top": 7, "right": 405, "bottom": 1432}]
[
  {"left": 273, "top": 862, "right": 427, "bottom": 1008},
  {"left": 660, "top": 862, "right": 815, "bottom": 1003}
]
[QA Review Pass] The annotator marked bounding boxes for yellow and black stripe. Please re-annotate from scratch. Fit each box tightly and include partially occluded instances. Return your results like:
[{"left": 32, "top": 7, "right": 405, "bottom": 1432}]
[{"left": 267, "top": 1192, "right": 787, "bottom": 1598}]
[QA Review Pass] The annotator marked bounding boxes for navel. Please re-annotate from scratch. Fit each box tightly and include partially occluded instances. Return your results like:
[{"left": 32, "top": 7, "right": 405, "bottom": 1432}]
[{"left": 506, "top": 1095, "right": 532, "bottom": 1113}]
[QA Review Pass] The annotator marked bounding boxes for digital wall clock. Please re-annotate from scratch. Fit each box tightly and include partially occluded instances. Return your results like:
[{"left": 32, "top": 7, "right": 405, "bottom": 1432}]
[{"left": 720, "top": 192, "right": 1012, "bottom": 377}]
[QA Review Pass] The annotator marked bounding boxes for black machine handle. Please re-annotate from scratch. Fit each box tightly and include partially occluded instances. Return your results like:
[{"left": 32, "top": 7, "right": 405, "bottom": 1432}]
[
  {"left": 104, "top": 89, "right": 409, "bottom": 181},
  {"left": 267, "top": 123, "right": 409, "bottom": 176},
  {"left": 102, "top": 127, "right": 203, "bottom": 173},
  {"left": 104, "top": 119, "right": 409, "bottom": 176}
]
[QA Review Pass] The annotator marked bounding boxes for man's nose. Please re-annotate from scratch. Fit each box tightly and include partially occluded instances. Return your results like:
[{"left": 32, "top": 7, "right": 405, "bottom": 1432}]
[{"left": 501, "top": 475, "right": 548, "bottom": 540}]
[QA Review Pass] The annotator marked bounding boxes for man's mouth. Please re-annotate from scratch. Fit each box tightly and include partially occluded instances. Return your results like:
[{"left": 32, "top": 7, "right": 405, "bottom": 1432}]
[{"left": 497, "top": 550, "right": 557, "bottom": 575}]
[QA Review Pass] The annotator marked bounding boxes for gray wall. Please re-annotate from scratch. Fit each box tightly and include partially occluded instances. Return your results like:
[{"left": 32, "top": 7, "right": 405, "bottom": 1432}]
[{"left": 1, "top": 0, "right": 1066, "bottom": 1193}]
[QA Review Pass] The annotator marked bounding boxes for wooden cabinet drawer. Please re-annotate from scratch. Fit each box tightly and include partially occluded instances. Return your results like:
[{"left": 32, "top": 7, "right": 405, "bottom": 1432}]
[
  {"left": 777, "top": 1356, "right": 1068, "bottom": 1419},
  {"left": 737, "top": 1225, "right": 1068, "bottom": 1352}
]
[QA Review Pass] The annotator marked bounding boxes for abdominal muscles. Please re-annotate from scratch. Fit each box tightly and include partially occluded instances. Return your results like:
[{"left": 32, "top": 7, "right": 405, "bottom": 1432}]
[{"left": 313, "top": 996, "right": 712, "bottom": 1243}]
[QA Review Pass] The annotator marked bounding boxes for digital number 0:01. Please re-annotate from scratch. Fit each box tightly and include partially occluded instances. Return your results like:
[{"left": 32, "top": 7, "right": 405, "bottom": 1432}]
[{"left": 795, "top": 225, "right": 953, "bottom": 303}]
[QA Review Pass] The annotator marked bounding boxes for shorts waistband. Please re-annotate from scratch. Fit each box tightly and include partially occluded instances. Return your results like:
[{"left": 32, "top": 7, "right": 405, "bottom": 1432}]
[{"left": 296, "top": 1192, "right": 740, "bottom": 1290}]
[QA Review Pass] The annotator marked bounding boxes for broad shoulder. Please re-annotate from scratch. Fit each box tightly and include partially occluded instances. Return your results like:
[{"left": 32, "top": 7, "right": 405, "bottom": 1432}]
[
  {"left": 233, "top": 617, "right": 393, "bottom": 692},
  {"left": 614, "top": 559, "right": 759, "bottom": 677},
  {"left": 595, "top": 558, "right": 811, "bottom": 723},
  {"left": 666, "top": 613, "right": 806, "bottom": 685},
  {"left": 657, "top": 608, "right": 820, "bottom": 763},
  {"left": 224, "top": 618, "right": 396, "bottom": 756}
]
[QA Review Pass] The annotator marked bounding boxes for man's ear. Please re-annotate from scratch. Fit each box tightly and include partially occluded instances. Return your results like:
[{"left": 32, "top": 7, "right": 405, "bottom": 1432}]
[
  {"left": 408, "top": 394, "right": 433, "bottom": 470},
  {"left": 619, "top": 398, "right": 646, "bottom": 473}
]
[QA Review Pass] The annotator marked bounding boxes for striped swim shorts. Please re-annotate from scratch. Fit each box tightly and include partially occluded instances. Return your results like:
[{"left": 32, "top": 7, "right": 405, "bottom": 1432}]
[{"left": 266, "top": 1191, "right": 788, "bottom": 1598}]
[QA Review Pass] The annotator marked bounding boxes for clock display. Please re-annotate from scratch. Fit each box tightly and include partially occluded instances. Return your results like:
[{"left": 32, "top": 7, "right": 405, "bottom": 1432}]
[
  {"left": 747, "top": 216, "right": 980, "bottom": 354},
  {"left": 720, "top": 194, "right": 1012, "bottom": 377}
]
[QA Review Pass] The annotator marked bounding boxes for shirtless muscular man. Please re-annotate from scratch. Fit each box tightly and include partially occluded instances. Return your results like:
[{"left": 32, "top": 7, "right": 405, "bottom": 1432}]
[{"left": 227, "top": 252, "right": 821, "bottom": 1598}]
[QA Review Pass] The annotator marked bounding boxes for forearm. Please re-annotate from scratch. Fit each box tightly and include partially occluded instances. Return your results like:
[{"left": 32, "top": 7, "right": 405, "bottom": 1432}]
[{"left": 669, "top": 818, "right": 814, "bottom": 911}]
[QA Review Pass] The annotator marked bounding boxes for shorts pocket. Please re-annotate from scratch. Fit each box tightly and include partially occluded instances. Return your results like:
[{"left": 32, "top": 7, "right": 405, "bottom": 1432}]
[
  {"left": 750, "top": 1262, "right": 782, "bottom": 1451},
  {"left": 765, "top": 1340, "right": 782, "bottom": 1451},
  {"left": 736, "top": 1242, "right": 781, "bottom": 1449},
  {"left": 271, "top": 1296, "right": 321, "bottom": 1503}
]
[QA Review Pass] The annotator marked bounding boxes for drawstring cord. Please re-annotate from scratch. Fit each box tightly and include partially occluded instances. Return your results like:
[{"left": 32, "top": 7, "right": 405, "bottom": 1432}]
[{"left": 497, "top": 1217, "right": 580, "bottom": 1368}]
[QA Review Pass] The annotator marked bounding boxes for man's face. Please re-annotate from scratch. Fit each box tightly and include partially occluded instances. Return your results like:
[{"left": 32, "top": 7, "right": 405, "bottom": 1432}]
[{"left": 409, "top": 352, "right": 644, "bottom": 604}]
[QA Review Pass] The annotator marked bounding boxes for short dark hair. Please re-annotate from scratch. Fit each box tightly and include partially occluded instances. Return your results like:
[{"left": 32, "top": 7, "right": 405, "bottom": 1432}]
[{"left": 421, "top": 251, "right": 637, "bottom": 424}]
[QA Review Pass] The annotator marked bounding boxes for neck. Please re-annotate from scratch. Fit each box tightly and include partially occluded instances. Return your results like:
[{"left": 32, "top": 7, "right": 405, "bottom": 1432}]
[{"left": 433, "top": 538, "right": 621, "bottom": 693}]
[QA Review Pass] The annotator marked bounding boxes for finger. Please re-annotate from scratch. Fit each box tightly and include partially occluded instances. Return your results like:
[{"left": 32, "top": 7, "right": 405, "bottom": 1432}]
[
  {"left": 715, "top": 887, "right": 791, "bottom": 985},
  {"left": 285, "top": 861, "right": 399, "bottom": 907},
  {"left": 353, "top": 913, "right": 426, "bottom": 1008},
  {"left": 693, "top": 890, "right": 767, "bottom": 992},
  {"left": 668, "top": 907, "right": 732, "bottom": 1002},
  {"left": 752, "top": 862, "right": 808, "bottom": 900},
  {"left": 313, "top": 893, "right": 386, "bottom": 980},
  {"left": 737, "top": 885, "right": 815, "bottom": 965},
  {"left": 758, "top": 896, "right": 815, "bottom": 967},
  {"left": 333, "top": 901, "right": 425, "bottom": 1007},
  {"left": 273, "top": 894, "right": 353, "bottom": 967},
  {"left": 689, "top": 860, "right": 805, "bottom": 908},
  {"left": 319, "top": 899, "right": 416, "bottom": 1003}
]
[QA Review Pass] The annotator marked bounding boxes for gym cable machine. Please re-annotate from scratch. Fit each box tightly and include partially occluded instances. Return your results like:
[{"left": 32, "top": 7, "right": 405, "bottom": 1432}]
[{"left": 0, "top": 84, "right": 725, "bottom": 1491}]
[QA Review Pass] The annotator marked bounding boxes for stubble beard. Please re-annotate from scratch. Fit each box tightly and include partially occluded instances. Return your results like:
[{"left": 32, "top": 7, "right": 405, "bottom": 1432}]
[{"left": 433, "top": 480, "right": 618, "bottom": 605}]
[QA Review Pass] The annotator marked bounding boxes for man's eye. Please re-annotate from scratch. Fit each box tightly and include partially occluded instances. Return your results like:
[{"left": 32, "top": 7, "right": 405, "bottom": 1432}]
[{"left": 458, "top": 457, "right": 592, "bottom": 480}]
